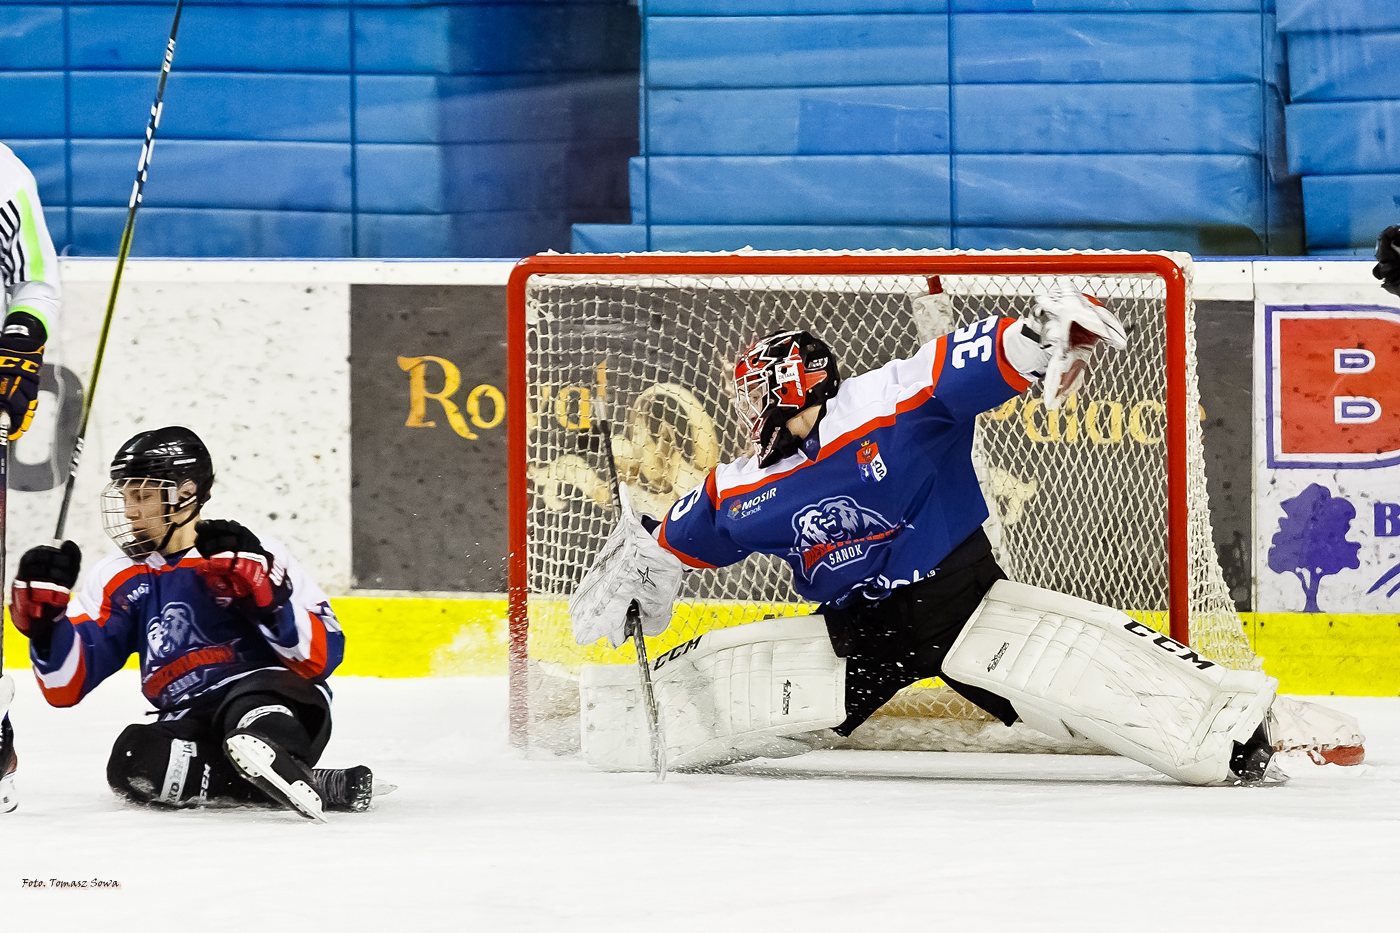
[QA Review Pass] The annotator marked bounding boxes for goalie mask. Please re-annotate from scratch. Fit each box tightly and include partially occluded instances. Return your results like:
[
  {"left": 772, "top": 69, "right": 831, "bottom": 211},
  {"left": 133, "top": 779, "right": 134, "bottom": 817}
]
[
  {"left": 103, "top": 426, "right": 215, "bottom": 559},
  {"left": 732, "top": 330, "right": 841, "bottom": 468}
]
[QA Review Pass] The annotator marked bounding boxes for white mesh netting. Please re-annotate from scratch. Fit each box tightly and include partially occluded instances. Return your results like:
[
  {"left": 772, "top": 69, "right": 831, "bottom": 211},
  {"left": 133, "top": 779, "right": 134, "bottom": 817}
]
[{"left": 515, "top": 251, "right": 1255, "bottom": 755}]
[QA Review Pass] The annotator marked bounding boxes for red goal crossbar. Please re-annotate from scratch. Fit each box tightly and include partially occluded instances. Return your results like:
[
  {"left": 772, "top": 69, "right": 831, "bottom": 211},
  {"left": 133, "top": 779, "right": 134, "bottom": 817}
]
[{"left": 505, "top": 253, "right": 1190, "bottom": 741}]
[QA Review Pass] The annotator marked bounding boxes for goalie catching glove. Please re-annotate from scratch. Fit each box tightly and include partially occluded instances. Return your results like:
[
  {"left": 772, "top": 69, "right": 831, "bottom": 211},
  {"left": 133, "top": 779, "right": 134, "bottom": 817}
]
[
  {"left": 10, "top": 540, "right": 81, "bottom": 647},
  {"left": 1026, "top": 282, "right": 1128, "bottom": 410},
  {"left": 194, "top": 520, "right": 291, "bottom": 618},
  {"left": 569, "top": 485, "right": 684, "bottom": 648}
]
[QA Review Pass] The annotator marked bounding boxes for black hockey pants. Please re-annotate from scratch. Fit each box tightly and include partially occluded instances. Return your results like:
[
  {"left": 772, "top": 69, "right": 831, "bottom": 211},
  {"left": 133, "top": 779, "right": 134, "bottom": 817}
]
[
  {"left": 821, "top": 528, "right": 1019, "bottom": 735},
  {"left": 107, "top": 669, "right": 332, "bottom": 807}
]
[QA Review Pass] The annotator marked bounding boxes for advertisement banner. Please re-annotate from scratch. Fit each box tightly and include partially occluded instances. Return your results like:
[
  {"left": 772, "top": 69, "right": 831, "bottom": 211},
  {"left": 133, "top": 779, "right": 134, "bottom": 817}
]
[
  {"left": 1194, "top": 298, "right": 1255, "bottom": 610},
  {"left": 1255, "top": 302, "right": 1400, "bottom": 616},
  {"left": 350, "top": 284, "right": 509, "bottom": 592}
]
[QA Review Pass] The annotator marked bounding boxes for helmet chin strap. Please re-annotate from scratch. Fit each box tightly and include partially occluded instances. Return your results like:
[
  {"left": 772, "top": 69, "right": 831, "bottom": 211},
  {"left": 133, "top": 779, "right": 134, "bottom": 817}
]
[{"left": 156, "top": 494, "right": 203, "bottom": 555}]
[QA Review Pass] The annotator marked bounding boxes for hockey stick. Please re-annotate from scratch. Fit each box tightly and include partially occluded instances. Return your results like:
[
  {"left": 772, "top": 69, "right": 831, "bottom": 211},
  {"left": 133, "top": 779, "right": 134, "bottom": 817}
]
[
  {"left": 585, "top": 402, "right": 667, "bottom": 782},
  {"left": 52, "top": 0, "right": 185, "bottom": 541}
]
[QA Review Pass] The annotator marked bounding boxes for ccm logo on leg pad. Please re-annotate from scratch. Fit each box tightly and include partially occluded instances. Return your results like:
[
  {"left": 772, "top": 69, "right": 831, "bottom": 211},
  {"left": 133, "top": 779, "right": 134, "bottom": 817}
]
[
  {"left": 1124, "top": 621, "right": 1214, "bottom": 670},
  {"left": 653, "top": 636, "right": 704, "bottom": 671}
]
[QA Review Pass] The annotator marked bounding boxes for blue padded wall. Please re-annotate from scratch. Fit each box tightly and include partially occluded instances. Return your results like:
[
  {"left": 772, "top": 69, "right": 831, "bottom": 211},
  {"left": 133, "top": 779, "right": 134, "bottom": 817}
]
[
  {"left": 0, "top": 1, "right": 638, "bottom": 257},
  {"left": 583, "top": 0, "right": 1304, "bottom": 255},
  {"left": 1277, "top": 0, "right": 1400, "bottom": 251}
]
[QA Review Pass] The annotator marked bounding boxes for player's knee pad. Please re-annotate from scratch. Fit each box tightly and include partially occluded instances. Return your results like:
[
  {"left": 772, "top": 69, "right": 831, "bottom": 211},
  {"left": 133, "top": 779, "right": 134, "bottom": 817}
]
[
  {"left": 217, "top": 673, "right": 332, "bottom": 763},
  {"left": 941, "top": 580, "right": 1276, "bottom": 785},
  {"left": 581, "top": 616, "right": 846, "bottom": 772},
  {"left": 220, "top": 693, "right": 313, "bottom": 762},
  {"left": 107, "top": 724, "right": 220, "bottom": 806}
]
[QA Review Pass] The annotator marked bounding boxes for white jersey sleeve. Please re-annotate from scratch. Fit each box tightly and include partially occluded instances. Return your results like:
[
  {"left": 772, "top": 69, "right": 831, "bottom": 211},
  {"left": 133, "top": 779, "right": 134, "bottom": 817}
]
[
  {"left": 257, "top": 534, "right": 345, "bottom": 679},
  {"left": 0, "top": 143, "right": 61, "bottom": 337}
]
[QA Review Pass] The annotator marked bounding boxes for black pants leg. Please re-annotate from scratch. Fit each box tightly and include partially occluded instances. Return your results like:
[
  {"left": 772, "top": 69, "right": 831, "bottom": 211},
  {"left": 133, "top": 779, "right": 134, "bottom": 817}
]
[
  {"left": 107, "top": 715, "right": 260, "bottom": 806},
  {"left": 107, "top": 670, "right": 332, "bottom": 808},
  {"left": 827, "top": 531, "right": 1019, "bottom": 736},
  {"left": 216, "top": 669, "right": 333, "bottom": 765}
]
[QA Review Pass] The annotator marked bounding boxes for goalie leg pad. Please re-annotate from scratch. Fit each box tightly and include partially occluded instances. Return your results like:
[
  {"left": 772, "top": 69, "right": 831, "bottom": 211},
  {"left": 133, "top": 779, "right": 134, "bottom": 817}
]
[
  {"left": 581, "top": 616, "right": 846, "bottom": 772},
  {"left": 942, "top": 580, "right": 1277, "bottom": 785}
]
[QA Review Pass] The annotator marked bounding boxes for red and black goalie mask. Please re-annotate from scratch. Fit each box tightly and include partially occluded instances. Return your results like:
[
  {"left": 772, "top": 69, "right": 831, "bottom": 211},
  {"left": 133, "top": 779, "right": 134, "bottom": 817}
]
[{"left": 732, "top": 330, "right": 842, "bottom": 467}]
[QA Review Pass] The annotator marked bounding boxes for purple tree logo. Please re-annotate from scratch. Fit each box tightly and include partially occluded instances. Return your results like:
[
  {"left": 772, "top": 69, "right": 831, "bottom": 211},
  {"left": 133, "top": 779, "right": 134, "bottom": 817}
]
[{"left": 1268, "top": 484, "right": 1361, "bottom": 612}]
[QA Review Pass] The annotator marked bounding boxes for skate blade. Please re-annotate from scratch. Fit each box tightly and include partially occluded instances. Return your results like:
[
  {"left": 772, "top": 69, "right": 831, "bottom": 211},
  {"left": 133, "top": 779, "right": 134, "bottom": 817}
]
[
  {"left": 1233, "top": 756, "right": 1290, "bottom": 786},
  {"left": 372, "top": 779, "right": 398, "bottom": 797},
  {"left": 225, "top": 735, "right": 328, "bottom": 823}
]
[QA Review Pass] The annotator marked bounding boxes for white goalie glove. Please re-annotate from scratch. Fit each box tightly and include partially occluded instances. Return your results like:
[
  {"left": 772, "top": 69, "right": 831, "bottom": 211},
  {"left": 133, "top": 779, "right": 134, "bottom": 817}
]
[
  {"left": 1030, "top": 282, "right": 1128, "bottom": 409},
  {"left": 569, "top": 485, "right": 685, "bottom": 648}
]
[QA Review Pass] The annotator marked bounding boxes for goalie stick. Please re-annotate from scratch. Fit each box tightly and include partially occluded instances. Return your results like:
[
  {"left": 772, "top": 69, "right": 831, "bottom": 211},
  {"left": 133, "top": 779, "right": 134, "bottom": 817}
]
[
  {"left": 52, "top": 0, "right": 185, "bottom": 541},
  {"left": 583, "top": 399, "right": 667, "bottom": 782}
]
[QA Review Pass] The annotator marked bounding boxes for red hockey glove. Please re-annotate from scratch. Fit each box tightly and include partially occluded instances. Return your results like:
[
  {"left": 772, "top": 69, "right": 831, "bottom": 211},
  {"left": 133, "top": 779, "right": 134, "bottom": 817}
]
[
  {"left": 194, "top": 520, "right": 291, "bottom": 615},
  {"left": 10, "top": 540, "right": 81, "bottom": 642}
]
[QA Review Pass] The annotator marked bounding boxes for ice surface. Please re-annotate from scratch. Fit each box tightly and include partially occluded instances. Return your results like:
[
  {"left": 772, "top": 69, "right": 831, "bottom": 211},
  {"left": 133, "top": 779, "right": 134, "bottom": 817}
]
[{"left": 3, "top": 671, "right": 1398, "bottom": 932}]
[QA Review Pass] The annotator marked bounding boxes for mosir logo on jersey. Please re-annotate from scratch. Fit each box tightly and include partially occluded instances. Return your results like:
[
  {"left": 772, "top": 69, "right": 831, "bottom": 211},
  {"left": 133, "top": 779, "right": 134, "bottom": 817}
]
[
  {"left": 728, "top": 486, "right": 776, "bottom": 520},
  {"left": 1266, "top": 306, "right": 1400, "bottom": 468},
  {"left": 790, "top": 496, "right": 903, "bottom": 581}
]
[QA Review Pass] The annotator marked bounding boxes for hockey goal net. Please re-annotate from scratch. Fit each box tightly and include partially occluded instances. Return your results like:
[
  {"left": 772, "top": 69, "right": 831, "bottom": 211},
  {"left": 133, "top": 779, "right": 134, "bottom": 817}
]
[{"left": 507, "top": 251, "right": 1255, "bottom": 754}]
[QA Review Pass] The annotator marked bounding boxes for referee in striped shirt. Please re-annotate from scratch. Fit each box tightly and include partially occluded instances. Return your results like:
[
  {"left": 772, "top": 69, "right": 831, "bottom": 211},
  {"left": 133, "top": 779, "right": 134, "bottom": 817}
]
[{"left": 0, "top": 141, "right": 62, "bottom": 813}]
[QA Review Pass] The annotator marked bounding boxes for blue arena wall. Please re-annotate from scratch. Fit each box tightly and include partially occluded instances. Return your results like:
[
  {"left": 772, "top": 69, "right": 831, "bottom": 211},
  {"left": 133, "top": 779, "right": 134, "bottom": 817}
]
[
  {"left": 1275, "top": 0, "right": 1400, "bottom": 254},
  {"left": 576, "top": 0, "right": 1312, "bottom": 255},
  {"left": 1, "top": 1, "right": 1395, "bottom": 257},
  {"left": 0, "top": 1, "right": 638, "bottom": 258}
]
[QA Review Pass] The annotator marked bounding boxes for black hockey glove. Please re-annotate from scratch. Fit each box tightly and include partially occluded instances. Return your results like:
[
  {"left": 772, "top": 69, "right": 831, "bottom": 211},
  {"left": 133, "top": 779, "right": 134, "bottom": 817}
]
[
  {"left": 1374, "top": 225, "right": 1400, "bottom": 297},
  {"left": 0, "top": 311, "right": 45, "bottom": 440},
  {"left": 10, "top": 540, "right": 81, "bottom": 651},
  {"left": 194, "top": 520, "right": 292, "bottom": 618}
]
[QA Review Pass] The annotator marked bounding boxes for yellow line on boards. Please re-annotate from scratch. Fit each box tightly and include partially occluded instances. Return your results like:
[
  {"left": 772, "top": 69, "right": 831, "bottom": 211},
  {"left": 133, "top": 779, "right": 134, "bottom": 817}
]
[{"left": 4, "top": 603, "right": 1399, "bottom": 696}]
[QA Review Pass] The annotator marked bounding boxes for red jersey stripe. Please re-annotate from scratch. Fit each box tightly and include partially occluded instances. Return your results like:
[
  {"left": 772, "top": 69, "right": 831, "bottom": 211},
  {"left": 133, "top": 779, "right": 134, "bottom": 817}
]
[{"left": 37, "top": 642, "right": 87, "bottom": 707}]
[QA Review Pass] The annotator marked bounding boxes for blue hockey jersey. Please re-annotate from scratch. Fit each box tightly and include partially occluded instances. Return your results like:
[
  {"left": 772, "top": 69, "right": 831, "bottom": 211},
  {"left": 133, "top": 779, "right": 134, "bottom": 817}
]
[
  {"left": 30, "top": 534, "right": 344, "bottom": 710},
  {"left": 658, "top": 316, "right": 1033, "bottom": 607}
]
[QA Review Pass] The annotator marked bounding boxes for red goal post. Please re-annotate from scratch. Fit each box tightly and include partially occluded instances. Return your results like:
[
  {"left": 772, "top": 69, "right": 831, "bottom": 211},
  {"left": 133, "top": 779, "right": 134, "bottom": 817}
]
[{"left": 505, "top": 251, "right": 1201, "bottom": 742}]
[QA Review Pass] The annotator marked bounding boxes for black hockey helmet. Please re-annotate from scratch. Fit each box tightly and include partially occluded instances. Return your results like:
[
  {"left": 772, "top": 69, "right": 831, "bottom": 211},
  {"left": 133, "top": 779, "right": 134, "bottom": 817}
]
[
  {"left": 103, "top": 426, "right": 215, "bottom": 558},
  {"left": 732, "top": 330, "right": 842, "bottom": 468},
  {"left": 110, "top": 426, "right": 215, "bottom": 502}
]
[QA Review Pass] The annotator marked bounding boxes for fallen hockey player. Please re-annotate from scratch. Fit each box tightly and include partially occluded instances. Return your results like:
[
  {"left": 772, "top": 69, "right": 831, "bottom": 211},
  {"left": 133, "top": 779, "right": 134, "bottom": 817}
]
[
  {"left": 8, "top": 426, "right": 373, "bottom": 819},
  {"left": 570, "top": 282, "right": 1362, "bottom": 785}
]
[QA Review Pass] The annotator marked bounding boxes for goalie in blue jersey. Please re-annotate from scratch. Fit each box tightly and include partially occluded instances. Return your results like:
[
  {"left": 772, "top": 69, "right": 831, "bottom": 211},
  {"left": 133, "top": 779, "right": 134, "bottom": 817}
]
[{"left": 571, "top": 283, "right": 1284, "bottom": 786}]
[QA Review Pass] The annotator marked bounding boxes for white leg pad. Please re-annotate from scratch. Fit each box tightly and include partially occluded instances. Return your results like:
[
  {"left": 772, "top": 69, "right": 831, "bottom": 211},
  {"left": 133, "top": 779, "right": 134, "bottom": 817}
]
[
  {"left": 942, "top": 580, "right": 1277, "bottom": 785},
  {"left": 0, "top": 675, "right": 13, "bottom": 716},
  {"left": 581, "top": 616, "right": 846, "bottom": 772}
]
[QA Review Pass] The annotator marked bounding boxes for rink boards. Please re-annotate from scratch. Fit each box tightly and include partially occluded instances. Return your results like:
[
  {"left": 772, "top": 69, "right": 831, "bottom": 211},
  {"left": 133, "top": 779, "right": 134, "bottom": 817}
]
[{"left": 0, "top": 256, "right": 1396, "bottom": 697}]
